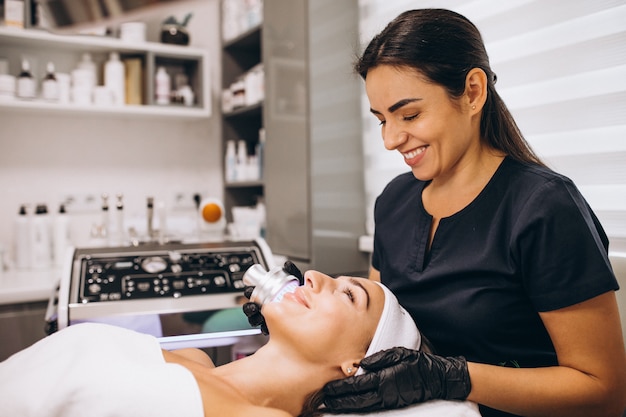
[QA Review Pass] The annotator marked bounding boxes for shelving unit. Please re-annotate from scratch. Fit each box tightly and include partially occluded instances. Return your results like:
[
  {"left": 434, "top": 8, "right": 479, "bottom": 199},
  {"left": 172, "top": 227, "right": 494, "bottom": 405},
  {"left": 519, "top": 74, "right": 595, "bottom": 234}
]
[
  {"left": 0, "top": 27, "right": 211, "bottom": 119},
  {"left": 221, "top": 23, "right": 264, "bottom": 220}
]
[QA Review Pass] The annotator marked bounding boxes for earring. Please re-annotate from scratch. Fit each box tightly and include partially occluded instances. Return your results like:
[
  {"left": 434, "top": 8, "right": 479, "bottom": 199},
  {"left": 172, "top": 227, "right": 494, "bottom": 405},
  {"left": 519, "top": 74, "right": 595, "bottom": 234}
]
[
  {"left": 346, "top": 367, "right": 354, "bottom": 375},
  {"left": 471, "top": 105, "right": 476, "bottom": 110}
]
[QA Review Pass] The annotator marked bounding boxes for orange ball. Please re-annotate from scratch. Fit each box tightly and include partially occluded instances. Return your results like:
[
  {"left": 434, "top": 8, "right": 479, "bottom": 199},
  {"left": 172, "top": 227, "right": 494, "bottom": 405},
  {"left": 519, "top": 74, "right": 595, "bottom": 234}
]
[{"left": 202, "top": 203, "right": 222, "bottom": 223}]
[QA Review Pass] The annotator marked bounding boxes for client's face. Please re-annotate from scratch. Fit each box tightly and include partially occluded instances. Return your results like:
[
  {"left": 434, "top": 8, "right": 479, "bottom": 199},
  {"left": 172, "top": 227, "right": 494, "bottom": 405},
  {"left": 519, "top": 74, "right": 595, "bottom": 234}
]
[{"left": 263, "top": 271, "right": 384, "bottom": 367}]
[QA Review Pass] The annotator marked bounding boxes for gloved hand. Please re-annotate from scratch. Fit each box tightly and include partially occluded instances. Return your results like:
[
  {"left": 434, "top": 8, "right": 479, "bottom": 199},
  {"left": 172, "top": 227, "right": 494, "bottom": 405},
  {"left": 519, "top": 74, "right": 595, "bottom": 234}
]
[
  {"left": 323, "top": 347, "right": 471, "bottom": 412},
  {"left": 242, "top": 260, "right": 304, "bottom": 335}
]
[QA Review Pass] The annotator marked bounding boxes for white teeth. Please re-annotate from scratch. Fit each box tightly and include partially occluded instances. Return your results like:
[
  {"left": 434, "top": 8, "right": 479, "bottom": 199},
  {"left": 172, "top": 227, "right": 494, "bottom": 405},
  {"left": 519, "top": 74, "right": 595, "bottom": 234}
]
[{"left": 403, "top": 146, "right": 427, "bottom": 159}]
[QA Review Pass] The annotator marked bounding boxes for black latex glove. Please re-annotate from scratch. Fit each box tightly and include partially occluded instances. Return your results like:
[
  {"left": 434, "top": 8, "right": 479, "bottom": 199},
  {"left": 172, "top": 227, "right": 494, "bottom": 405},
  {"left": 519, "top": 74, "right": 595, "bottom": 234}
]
[
  {"left": 242, "top": 260, "right": 304, "bottom": 335},
  {"left": 323, "top": 347, "right": 471, "bottom": 413}
]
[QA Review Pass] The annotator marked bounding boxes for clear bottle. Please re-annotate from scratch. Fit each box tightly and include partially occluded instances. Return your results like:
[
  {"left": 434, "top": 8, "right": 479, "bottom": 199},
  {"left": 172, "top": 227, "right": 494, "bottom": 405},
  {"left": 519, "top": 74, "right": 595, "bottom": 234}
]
[
  {"left": 41, "top": 61, "right": 59, "bottom": 101},
  {"left": 14, "top": 204, "right": 31, "bottom": 270},
  {"left": 242, "top": 264, "right": 300, "bottom": 306},
  {"left": 155, "top": 66, "right": 171, "bottom": 105},
  {"left": 16, "top": 59, "right": 36, "bottom": 99},
  {"left": 104, "top": 52, "right": 125, "bottom": 106}
]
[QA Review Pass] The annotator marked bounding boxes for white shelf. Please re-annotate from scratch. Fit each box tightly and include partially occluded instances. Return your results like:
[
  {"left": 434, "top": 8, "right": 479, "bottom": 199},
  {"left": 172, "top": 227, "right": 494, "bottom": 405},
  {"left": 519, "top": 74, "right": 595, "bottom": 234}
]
[
  {"left": 0, "top": 26, "right": 207, "bottom": 57},
  {"left": 0, "top": 97, "right": 210, "bottom": 119},
  {"left": 0, "top": 27, "right": 212, "bottom": 119}
]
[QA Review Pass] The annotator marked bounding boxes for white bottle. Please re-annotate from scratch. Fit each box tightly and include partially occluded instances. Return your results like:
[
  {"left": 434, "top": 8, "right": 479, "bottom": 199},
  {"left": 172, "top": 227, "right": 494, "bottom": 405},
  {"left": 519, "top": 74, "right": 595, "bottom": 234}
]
[
  {"left": 256, "top": 197, "right": 266, "bottom": 239},
  {"left": 104, "top": 52, "right": 125, "bottom": 106},
  {"left": 14, "top": 204, "right": 31, "bottom": 270},
  {"left": 77, "top": 53, "right": 97, "bottom": 89},
  {"left": 256, "top": 128, "right": 265, "bottom": 180},
  {"left": 16, "top": 59, "right": 36, "bottom": 99},
  {"left": 30, "top": 204, "right": 52, "bottom": 269},
  {"left": 52, "top": 204, "right": 71, "bottom": 267},
  {"left": 225, "top": 140, "right": 237, "bottom": 182},
  {"left": 155, "top": 66, "right": 171, "bottom": 105},
  {"left": 236, "top": 140, "right": 248, "bottom": 181},
  {"left": 41, "top": 62, "right": 59, "bottom": 101}
]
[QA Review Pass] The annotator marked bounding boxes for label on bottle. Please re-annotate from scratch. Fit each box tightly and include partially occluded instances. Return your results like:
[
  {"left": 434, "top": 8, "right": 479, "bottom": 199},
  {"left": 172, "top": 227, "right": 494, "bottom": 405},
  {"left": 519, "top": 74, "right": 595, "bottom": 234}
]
[
  {"left": 17, "top": 77, "right": 36, "bottom": 99},
  {"left": 42, "top": 79, "right": 59, "bottom": 101}
]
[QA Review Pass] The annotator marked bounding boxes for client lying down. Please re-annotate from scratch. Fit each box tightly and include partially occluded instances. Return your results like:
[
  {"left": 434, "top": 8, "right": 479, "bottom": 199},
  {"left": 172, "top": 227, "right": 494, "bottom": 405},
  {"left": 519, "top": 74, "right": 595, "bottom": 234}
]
[{"left": 0, "top": 270, "right": 480, "bottom": 417}]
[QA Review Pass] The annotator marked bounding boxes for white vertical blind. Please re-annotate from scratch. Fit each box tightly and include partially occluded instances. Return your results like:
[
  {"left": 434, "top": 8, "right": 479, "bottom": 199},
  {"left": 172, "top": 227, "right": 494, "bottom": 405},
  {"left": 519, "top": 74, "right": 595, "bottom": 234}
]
[{"left": 358, "top": 0, "right": 626, "bottom": 239}]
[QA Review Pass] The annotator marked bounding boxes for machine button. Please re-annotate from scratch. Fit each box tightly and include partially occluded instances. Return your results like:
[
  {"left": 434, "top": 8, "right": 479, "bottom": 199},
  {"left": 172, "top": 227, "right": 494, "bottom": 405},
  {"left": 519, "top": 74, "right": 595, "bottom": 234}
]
[
  {"left": 229, "top": 264, "right": 241, "bottom": 273},
  {"left": 142, "top": 256, "right": 168, "bottom": 273},
  {"left": 88, "top": 283, "right": 101, "bottom": 294}
]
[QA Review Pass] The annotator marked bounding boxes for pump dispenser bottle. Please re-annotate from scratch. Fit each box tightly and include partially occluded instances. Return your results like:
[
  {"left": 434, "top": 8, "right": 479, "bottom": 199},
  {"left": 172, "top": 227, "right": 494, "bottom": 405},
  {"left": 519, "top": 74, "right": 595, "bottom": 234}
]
[
  {"left": 243, "top": 264, "right": 300, "bottom": 306},
  {"left": 17, "top": 59, "right": 36, "bottom": 99}
]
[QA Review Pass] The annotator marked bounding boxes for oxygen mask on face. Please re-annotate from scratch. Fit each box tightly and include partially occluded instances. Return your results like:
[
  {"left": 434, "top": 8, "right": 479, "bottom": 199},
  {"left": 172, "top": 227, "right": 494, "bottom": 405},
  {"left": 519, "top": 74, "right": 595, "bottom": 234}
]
[{"left": 242, "top": 264, "right": 300, "bottom": 306}]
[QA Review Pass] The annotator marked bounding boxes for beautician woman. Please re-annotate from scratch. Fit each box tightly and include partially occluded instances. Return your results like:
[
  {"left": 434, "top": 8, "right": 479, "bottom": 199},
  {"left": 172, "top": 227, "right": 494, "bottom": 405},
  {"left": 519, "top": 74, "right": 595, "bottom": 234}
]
[{"left": 319, "top": 8, "right": 626, "bottom": 417}]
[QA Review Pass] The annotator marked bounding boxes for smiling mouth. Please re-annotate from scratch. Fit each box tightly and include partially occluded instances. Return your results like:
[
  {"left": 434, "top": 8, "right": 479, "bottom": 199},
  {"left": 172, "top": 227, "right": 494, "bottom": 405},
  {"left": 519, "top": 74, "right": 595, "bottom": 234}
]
[
  {"left": 287, "top": 287, "right": 309, "bottom": 308},
  {"left": 403, "top": 146, "right": 428, "bottom": 159}
]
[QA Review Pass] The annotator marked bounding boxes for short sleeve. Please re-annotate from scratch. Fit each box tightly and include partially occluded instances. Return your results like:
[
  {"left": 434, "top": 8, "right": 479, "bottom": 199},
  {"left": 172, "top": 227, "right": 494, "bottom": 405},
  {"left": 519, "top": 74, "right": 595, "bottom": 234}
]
[{"left": 511, "top": 176, "right": 618, "bottom": 312}]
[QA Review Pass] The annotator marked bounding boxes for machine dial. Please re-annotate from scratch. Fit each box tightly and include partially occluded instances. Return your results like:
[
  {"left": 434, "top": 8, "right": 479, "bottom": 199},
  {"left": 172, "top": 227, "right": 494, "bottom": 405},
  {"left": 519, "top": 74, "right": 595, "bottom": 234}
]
[{"left": 141, "top": 256, "right": 168, "bottom": 273}]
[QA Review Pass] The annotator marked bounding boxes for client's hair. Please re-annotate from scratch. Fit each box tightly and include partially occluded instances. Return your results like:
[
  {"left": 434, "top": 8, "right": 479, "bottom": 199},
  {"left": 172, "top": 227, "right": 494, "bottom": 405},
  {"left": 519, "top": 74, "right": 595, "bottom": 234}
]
[{"left": 298, "top": 336, "right": 434, "bottom": 417}]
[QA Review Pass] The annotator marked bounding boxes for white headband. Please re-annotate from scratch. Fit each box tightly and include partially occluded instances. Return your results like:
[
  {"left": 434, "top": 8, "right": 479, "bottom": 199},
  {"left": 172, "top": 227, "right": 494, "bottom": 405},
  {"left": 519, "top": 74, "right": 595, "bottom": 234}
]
[{"left": 357, "top": 282, "right": 421, "bottom": 375}]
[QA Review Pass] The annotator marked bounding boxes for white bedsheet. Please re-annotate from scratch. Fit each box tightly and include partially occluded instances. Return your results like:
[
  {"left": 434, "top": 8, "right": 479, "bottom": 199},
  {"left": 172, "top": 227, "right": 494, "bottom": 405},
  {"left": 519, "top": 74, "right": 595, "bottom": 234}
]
[
  {"left": 0, "top": 323, "right": 203, "bottom": 417},
  {"left": 325, "top": 399, "right": 481, "bottom": 417}
]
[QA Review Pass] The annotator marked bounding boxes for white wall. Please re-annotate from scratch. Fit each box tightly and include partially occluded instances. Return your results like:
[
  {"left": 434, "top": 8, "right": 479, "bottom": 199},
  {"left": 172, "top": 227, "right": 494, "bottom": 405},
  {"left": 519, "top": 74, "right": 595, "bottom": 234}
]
[{"left": 0, "top": 1, "right": 223, "bottom": 253}]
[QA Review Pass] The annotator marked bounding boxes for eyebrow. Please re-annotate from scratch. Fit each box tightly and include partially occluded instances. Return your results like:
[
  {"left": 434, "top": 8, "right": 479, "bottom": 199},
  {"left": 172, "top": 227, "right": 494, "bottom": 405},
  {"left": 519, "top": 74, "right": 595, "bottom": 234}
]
[
  {"left": 370, "top": 98, "right": 422, "bottom": 116},
  {"left": 349, "top": 278, "right": 371, "bottom": 309}
]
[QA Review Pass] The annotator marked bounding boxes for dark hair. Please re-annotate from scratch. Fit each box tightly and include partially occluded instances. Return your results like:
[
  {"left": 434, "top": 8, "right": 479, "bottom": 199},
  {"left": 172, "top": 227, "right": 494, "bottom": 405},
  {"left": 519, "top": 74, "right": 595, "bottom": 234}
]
[
  {"left": 356, "top": 8, "right": 545, "bottom": 166},
  {"left": 297, "top": 336, "right": 436, "bottom": 417}
]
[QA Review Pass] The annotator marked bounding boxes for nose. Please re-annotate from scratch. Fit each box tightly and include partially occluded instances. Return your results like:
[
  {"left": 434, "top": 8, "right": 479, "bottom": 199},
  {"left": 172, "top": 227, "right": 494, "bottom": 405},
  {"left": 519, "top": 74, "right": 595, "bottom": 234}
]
[
  {"left": 304, "top": 270, "right": 331, "bottom": 293},
  {"left": 382, "top": 122, "right": 408, "bottom": 151}
]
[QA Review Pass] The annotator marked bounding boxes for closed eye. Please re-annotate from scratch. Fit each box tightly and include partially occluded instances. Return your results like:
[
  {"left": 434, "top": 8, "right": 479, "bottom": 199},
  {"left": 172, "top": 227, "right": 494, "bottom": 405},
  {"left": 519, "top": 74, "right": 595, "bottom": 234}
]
[
  {"left": 343, "top": 287, "right": 355, "bottom": 303},
  {"left": 403, "top": 113, "right": 419, "bottom": 121}
]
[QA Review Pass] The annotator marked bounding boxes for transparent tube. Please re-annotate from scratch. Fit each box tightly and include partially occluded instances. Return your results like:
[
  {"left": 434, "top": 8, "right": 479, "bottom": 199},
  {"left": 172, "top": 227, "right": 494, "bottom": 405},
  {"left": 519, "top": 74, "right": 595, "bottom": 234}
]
[{"left": 243, "top": 264, "right": 299, "bottom": 306}]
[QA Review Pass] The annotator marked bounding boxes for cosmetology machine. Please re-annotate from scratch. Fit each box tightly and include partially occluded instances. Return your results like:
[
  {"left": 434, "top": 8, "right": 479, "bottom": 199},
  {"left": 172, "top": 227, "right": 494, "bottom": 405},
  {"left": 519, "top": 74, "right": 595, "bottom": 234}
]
[{"left": 48, "top": 239, "right": 274, "bottom": 349}]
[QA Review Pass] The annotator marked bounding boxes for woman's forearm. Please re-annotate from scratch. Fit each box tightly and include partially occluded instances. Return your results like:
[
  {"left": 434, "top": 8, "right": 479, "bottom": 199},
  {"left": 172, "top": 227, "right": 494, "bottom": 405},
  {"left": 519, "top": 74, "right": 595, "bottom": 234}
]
[{"left": 467, "top": 361, "right": 625, "bottom": 417}]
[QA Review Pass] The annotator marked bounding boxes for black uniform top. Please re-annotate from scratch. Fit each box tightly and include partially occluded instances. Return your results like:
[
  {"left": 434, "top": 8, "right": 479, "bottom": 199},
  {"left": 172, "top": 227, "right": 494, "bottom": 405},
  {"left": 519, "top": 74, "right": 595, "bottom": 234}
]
[{"left": 371, "top": 157, "right": 619, "bottom": 417}]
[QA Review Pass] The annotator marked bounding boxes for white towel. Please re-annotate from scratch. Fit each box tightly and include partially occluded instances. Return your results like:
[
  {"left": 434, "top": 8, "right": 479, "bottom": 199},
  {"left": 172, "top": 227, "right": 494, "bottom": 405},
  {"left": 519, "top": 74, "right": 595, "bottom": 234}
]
[{"left": 0, "top": 323, "right": 204, "bottom": 417}]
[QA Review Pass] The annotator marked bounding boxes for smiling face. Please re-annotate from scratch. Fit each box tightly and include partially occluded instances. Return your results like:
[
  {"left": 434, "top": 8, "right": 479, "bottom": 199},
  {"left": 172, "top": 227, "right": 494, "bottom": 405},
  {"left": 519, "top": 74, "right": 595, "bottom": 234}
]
[
  {"left": 365, "top": 65, "right": 483, "bottom": 183},
  {"left": 262, "top": 271, "right": 384, "bottom": 368}
]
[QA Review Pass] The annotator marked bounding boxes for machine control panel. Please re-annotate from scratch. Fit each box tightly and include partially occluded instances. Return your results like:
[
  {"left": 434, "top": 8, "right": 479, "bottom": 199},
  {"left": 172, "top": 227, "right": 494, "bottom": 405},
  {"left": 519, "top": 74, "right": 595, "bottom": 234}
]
[{"left": 76, "top": 247, "right": 260, "bottom": 303}]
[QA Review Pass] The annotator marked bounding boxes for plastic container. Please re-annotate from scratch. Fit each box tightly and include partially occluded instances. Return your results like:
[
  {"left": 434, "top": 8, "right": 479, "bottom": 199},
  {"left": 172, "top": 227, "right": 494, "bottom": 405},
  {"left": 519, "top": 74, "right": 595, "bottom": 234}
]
[
  {"left": 0, "top": 74, "right": 16, "bottom": 101},
  {"left": 77, "top": 53, "right": 97, "bottom": 89},
  {"left": 225, "top": 140, "right": 237, "bottom": 182},
  {"left": 4, "top": 0, "right": 25, "bottom": 28},
  {"left": 236, "top": 140, "right": 247, "bottom": 181},
  {"left": 41, "top": 62, "right": 59, "bottom": 101},
  {"left": 242, "top": 264, "right": 300, "bottom": 306},
  {"left": 52, "top": 204, "right": 71, "bottom": 267},
  {"left": 155, "top": 66, "right": 171, "bottom": 105},
  {"left": 14, "top": 204, "right": 31, "bottom": 269},
  {"left": 16, "top": 59, "right": 36, "bottom": 99},
  {"left": 104, "top": 52, "right": 125, "bottom": 106},
  {"left": 30, "top": 204, "right": 51, "bottom": 269}
]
